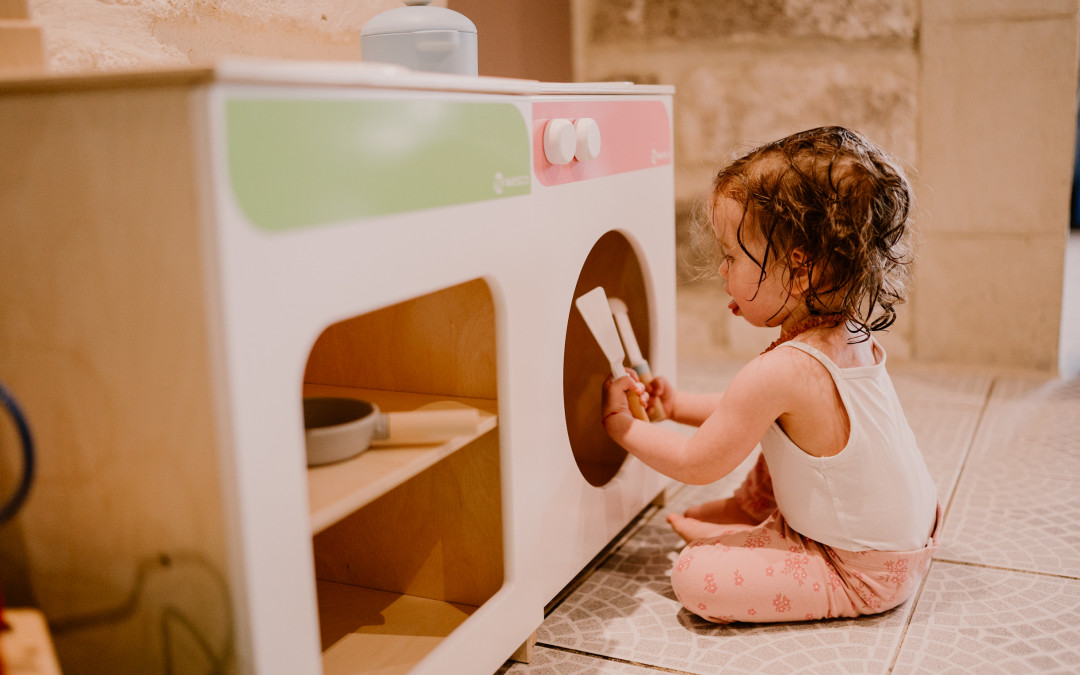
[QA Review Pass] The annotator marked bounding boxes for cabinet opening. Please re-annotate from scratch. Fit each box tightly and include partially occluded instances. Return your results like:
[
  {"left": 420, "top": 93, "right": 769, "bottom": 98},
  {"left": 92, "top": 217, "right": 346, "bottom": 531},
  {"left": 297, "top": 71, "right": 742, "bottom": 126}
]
[
  {"left": 302, "top": 278, "right": 502, "bottom": 673},
  {"left": 562, "top": 231, "right": 652, "bottom": 487}
]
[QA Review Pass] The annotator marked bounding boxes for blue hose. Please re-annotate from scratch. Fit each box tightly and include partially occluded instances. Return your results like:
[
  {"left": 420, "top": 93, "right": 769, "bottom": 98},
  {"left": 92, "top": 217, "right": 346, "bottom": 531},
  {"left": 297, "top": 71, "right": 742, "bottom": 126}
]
[{"left": 0, "top": 381, "right": 34, "bottom": 525}]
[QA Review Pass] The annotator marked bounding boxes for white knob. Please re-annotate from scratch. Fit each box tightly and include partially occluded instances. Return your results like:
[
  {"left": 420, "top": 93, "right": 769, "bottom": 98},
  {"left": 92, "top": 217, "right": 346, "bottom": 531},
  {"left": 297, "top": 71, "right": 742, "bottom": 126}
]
[
  {"left": 543, "top": 118, "right": 576, "bottom": 165},
  {"left": 574, "top": 118, "right": 601, "bottom": 162}
]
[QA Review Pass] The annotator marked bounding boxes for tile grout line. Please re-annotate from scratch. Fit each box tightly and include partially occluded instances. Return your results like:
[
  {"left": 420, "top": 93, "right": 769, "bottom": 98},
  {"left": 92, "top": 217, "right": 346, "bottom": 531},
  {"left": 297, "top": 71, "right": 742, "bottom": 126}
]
[
  {"left": 886, "top": 374, "right": 999, "bottom": 673},
  {"left": 885, "top": 558, "right": 1080, "bottom": 673},
  {"left": 938, "top": 376, "right": 998, "bottom": 534},
  {"left": 927, "top": 374, "right": 1080, "bottom": 583},
  {"left": 535, "top": 642, "right": 699, "bottom": 674},
  {"left": 930, "top": 556, "right": 1080, "bottom": 582},
  {"left": 886, "top": 558, "right": 937, "bottom": 674}
]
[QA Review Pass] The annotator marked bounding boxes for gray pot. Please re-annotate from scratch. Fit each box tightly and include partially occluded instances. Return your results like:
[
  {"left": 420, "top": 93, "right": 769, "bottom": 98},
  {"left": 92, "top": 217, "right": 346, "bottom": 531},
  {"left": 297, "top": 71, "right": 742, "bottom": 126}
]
[
  {"left": 302, "top": 397, "right": 482, "bottom": 466},
  {"left": 361, "top": 0, "right": 478, "bottom": 76}
]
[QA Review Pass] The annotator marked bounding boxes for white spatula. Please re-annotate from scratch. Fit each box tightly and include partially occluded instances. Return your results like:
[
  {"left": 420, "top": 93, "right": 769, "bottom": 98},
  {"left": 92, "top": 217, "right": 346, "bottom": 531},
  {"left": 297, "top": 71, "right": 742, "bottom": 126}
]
[
  {"left": 575, "top": 286, "right": 650, "bottom": 422},
  {"left": 608, "top": 296, "right": 666, "bottom": 422}
]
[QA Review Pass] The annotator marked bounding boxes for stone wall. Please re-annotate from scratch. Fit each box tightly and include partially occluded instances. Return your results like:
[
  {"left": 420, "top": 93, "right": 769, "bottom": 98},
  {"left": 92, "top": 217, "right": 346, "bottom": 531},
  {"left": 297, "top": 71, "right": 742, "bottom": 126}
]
[
  {"left": 29, "top": 0, "right": 424, "bottom": 72},
  {"left": 915, "top": 1, "right": 1079, "bottom": 372},
  {"left": 572, "top": 0, "right": 922, "bottom": 359},
  {"left": 22, "top": 0, "right": 1080, "bottom": 370},
  {"left": 573, "top": 0, "right": 1080, "bottom": 372}
]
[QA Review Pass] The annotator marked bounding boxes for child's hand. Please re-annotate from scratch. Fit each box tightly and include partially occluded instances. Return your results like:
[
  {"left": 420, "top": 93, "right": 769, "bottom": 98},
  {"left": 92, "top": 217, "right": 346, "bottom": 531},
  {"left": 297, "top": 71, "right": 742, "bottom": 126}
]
[
  {"left": 646, "top": 375, "right": 677, "bottom": 420},
  {"left": 602, "top": 369, "right": 648, "bottom": 437}
]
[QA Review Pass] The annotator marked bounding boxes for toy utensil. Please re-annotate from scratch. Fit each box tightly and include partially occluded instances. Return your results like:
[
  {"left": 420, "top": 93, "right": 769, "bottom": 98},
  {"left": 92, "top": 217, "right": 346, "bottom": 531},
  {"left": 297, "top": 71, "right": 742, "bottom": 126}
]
[
  {"left": 608, "top": 297, "right": 666, "bottom": 422},
  {"left": 303, "top": 397, "right": 480, "bottom": 466},
  {"left": 574, "top": 286, "right": 649, "bottom": 422}
]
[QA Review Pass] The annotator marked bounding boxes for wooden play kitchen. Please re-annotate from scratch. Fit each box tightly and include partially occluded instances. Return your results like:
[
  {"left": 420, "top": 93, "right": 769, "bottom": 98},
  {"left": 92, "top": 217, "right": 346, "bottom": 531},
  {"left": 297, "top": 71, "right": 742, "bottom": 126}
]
[{"left": 0, "top": 59, "right": 676, "bottom": 673}]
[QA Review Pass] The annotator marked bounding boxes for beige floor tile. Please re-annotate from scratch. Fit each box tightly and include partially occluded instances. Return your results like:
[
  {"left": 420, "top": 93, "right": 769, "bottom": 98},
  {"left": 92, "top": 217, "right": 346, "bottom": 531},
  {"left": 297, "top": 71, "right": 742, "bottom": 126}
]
[
  {"left": 936, "top": 372, "right": 1080, "bottom": 575},
  {"left": 893, "top": 561, "right": 1080, "bottom": 673},
  {"left": 890, "top": 365, "right": 995, "bottom": 409},
  {"left": 535, "top": 509, "right": 913, "bottom": 674},
  {"left": 924, "top": 460, "right": 964, "bottom": 507},
  {"left": 498, "top": 645, "right": 660, "bottom": 674},
  {"left": 964, "top": 374, "right": 1080, "bottom": 478},
  {"left": 938, "top": 467, "right": 1080, "bottom": 577},
  {"left": 902, "top": 400, "right": 981, "bottom": 468}
]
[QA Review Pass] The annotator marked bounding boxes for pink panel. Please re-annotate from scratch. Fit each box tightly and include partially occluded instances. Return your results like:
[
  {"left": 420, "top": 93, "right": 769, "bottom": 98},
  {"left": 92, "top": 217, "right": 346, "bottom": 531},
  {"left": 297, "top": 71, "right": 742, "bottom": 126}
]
[{"left": 532, "top": 100, "right": 671, "bottom": 186}]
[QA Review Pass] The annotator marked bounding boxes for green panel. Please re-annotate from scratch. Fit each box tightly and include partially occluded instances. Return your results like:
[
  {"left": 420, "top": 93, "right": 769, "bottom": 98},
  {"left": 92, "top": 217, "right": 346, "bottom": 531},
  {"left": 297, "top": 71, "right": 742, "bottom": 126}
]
[{"left": 226, "top": 98, "right": 531, "bottom": 231}]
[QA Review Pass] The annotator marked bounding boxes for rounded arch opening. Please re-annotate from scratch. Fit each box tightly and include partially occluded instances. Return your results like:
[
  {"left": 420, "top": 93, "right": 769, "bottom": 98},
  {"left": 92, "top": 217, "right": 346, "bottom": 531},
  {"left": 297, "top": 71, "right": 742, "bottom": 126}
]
[{"left": 562, "top": 230, "right": 652, "bottom": 487}]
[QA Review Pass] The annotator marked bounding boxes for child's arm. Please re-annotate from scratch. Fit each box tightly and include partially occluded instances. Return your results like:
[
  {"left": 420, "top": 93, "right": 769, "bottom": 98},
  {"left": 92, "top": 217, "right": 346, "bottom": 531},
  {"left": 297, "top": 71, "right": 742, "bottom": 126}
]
[
  {"left": 603, "top": 354, "right": 789, "bottom": 485},
  {"left": 646, "top": 375, "right": 725, "bottom": 426}
]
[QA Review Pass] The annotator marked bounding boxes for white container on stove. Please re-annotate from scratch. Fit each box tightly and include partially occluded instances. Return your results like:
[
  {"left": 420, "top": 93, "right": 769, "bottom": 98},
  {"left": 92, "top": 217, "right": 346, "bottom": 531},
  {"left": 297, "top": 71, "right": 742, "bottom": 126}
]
[{"left": 361, "top": 0, "right": 478, "bottom": 76}]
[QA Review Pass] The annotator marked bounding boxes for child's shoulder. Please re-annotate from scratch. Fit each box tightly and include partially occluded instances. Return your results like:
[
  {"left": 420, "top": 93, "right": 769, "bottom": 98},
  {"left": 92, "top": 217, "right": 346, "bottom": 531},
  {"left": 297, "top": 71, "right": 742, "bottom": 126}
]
[
  {"left": 733, "top": 325, "right": 876, "bottom": 386},
  {"left": 723, "top": 347, "right": 835, "bottom": 420},
  {"left": 730, "top": 346, "right": 819, "bottom": 396},
  {"left": 751, "top": 342, "right": 832, "bottom": 379}
]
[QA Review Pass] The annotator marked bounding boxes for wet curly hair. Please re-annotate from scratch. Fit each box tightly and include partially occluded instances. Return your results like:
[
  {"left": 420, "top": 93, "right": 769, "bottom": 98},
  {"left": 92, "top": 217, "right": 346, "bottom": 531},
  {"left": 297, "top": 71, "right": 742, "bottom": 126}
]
[{"left": 700, "top": 126, "right": 915, "bottom": 339}]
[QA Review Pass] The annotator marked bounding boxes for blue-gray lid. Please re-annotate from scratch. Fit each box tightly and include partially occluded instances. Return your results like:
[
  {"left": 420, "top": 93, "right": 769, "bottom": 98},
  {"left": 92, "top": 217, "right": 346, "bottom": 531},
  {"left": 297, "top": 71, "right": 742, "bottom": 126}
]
[{"left": 361, "top": 1, "right": 477, "bottom": 37}]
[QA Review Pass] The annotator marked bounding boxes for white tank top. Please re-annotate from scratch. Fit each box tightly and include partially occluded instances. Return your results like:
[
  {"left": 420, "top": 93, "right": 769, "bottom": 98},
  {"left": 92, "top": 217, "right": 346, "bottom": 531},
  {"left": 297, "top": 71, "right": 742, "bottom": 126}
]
[{"left": 761, "top": 340, "right": 938, "bottom": 552}]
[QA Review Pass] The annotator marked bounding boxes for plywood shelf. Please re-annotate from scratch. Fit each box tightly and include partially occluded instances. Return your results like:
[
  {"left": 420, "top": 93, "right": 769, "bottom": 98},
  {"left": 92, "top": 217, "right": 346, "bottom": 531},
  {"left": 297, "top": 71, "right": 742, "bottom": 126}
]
[
  {"left": 304, "top": 383, "right": 498, "bottom": 535},
  {"left": 304, "top": 278, "right": 503, "bottom": 672},
  {"left": 317, "top": 580, "right": 478, "bottom": 675}
]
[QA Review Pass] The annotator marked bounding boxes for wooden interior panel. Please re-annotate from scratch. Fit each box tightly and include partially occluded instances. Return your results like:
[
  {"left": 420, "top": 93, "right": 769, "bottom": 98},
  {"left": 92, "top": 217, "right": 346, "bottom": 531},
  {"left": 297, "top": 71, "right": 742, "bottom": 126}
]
[
  {"left": 303, "top": 278, "right": 497, "bottom": 401},
  {"left": 317, "top": 583, "right": 476, "bottom": 672},
  {"left": 0, "top": 85, "right": 232, "bottom": 672},
  {"left": 0, "top": 0, "right": 30, "bottom": 18},
  {"left": 0, "top": 21, "right": 44, "bottom": 70},
  {"left": 312, "top": 428, "right": 503, "bottom": 607},
  {"left": 0, "top": 1, "right": 44, "bottom": 71}
]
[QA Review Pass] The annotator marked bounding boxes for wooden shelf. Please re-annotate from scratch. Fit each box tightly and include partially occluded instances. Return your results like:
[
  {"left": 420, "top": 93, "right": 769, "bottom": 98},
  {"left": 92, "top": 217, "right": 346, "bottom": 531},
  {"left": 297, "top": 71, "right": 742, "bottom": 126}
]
[
  {"left": 317, "top": 580, "right": 478, "bottom": 675},
  {"left": 304, "top": 383, "right": 498, "bottom": 534}
]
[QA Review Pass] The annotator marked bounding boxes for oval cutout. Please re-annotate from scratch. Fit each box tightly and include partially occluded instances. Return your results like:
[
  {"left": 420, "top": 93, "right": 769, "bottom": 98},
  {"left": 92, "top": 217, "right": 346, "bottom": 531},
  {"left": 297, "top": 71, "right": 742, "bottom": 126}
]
[{"left": 563, "top": 231, "right": 651, "bottom": 487}]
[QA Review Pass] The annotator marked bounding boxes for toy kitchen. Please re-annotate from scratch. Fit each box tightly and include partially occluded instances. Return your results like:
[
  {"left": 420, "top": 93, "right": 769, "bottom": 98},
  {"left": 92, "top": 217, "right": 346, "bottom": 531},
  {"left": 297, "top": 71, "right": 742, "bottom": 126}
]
[{"left": 0, "top": 8, "right": 677, "bottom": 675}]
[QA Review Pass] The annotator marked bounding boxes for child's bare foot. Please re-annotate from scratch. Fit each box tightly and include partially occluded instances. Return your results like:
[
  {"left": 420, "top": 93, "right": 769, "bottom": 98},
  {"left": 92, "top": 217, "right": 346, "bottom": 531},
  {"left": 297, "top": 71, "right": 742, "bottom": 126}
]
[
  {"left": 666, "top": 513, "right": 723, "bottom": 543},
  {"left": 666, "top": 513, "right": 754, "bottom": 544},
  {"left": 684, "top": 497, "right": 759, "bottom": 526}
]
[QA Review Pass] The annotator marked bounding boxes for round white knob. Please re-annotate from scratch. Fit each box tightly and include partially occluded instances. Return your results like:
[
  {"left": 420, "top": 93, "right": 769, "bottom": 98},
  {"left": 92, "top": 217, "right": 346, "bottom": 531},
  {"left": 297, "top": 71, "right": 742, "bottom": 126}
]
[
  {"left": 574, "top": 118, "right": 601, "bottom": 162},
  {"left": 543, "top": 118, "right": 576, "bottom": 165}
]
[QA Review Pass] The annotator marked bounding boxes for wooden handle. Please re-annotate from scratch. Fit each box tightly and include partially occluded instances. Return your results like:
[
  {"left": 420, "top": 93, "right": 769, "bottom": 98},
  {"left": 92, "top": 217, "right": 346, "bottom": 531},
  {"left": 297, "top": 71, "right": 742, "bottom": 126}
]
[
  {"left": 635, "top": 371, "right": 667, "bottom": 422},
  {"left": 626, "top": 390, "right": 649, "bottom": 422},
  {"left": 377, "top": 409, "right": 481, "bottom": 445}
]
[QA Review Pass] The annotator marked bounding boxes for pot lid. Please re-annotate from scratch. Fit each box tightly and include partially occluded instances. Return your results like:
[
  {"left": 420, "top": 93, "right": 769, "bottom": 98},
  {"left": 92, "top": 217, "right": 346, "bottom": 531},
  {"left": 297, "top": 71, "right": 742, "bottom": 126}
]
[{"left": 361, "top": 0, "right": 477, "bottom": 37}]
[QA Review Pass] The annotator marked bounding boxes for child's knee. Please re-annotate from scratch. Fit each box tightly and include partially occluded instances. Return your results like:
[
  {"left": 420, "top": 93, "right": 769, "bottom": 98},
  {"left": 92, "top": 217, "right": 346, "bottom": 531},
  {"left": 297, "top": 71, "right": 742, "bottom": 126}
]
[
  {"left": 669, "top": 547, "right": 698, "bottom": 604},
  {"left": 670, "top": 547, "right": 738, "bottom": 622}
]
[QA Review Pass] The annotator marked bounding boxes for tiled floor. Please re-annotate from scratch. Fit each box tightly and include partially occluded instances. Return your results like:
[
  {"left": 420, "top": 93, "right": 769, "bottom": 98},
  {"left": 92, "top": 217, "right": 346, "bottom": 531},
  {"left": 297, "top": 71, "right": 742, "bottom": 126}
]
[{"left": 498, "top": 234, "right": 1080, "bottom": 674}]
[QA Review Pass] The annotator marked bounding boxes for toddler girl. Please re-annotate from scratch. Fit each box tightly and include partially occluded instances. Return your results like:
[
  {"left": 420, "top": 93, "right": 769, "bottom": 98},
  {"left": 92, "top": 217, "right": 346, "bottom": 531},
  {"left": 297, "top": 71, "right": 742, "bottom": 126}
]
[{"left": 602, "top": 126, "right": 939, "bottom": 624}]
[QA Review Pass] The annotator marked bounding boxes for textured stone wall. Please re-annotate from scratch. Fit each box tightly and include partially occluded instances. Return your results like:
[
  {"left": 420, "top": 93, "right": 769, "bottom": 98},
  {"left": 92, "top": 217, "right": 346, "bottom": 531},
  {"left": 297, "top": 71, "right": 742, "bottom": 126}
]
[
  {"left": 573, "top": 0, "right": 921, "bottom": 358},
  {"left": 24, "top": 0, "right": 1080, "bottom": 369},
  {"left": 914, "top": 1, "right": 1079, "bottom": 372},
  {"left": 30, "top": 0, "right": 429, "bottom": 72}
]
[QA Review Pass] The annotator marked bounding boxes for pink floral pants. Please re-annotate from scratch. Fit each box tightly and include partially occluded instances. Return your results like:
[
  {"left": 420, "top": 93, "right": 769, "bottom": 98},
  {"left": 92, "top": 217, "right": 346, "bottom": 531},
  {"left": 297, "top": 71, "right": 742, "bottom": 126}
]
[{"left": 670, "top": 455, "right": 940, "bottom": 624}]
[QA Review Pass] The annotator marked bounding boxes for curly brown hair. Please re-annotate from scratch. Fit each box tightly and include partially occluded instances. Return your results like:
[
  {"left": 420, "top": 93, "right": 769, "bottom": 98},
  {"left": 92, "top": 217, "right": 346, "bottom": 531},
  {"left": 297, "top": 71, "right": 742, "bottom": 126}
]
[{"left": 700, "top": 126, "right": 914, "bottom": 339}]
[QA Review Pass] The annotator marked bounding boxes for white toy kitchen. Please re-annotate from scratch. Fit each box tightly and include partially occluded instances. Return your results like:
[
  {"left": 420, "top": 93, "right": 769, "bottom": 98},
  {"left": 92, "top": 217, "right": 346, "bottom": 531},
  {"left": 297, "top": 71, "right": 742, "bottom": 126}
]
[{"left": 0, "top": 58, "right": 676, "bottom": 674}]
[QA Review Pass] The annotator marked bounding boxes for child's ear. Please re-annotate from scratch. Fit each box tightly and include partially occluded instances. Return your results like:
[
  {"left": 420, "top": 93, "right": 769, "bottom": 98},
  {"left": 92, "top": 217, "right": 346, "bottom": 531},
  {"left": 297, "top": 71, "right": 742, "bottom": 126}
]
[{"left": 789, "top": 249, "right": 812, "bottom": 295}]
